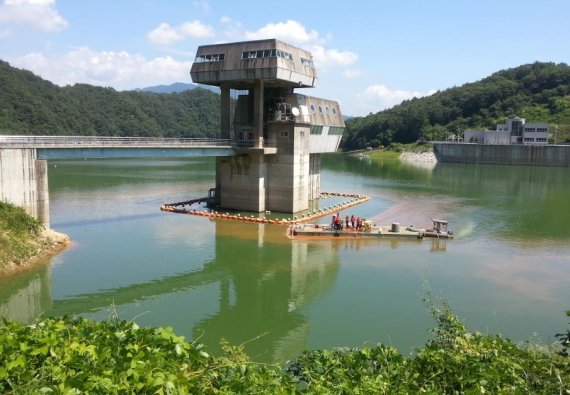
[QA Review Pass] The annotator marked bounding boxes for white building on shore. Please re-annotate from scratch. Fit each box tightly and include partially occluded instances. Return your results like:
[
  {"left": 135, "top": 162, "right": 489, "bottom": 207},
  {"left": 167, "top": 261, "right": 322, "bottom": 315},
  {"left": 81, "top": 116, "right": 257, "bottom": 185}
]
[{"left": 464, "top": 116, "right": 549, "bottom": 145}]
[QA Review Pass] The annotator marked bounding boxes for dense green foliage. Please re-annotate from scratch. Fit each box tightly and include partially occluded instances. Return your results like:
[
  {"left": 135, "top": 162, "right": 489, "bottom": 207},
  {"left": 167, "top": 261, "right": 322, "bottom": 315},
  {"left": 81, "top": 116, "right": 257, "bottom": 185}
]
[
  {"left": 343, "top": 62, "right": 570, "bottom": 149},
  {"left": 0, "top": 60, "right": 220, "bottom": 137},
  {"left": 1, "top": 302, "right": 568, "bottom": 393},
  {"left": 0, "top": 317, "right": 292, "bottom": 394},
  {"left": 0, "top": 201, "right": 42, "bottom": 269},
  {"left": 556, "top": 310, "right": 570, "bottom": 357}
]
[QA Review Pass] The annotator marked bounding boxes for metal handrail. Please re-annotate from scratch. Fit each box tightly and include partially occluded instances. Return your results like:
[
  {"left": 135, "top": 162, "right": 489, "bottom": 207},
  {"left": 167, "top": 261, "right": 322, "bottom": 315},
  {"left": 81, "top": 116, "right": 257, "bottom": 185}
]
[
  {"left": 0, "top": 135, "right": 281, "bottom": 151},
  {"left": 232, "top": 138, "right": 276, "bottom": 148},
  {"left": 0, "top": 135, "right": 234, "bottom": 147}
]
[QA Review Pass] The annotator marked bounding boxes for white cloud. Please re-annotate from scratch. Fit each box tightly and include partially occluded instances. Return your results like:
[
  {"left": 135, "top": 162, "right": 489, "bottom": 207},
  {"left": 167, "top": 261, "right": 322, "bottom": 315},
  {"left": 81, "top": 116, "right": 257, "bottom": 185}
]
[
  {"left": 0, "top": 0, "right": 68, "bottom": 32},
  {"left": 147, "top": 20, "right": 213, "bottom": 45},
  {"left": 310, "top": 45, "right": 358, "bottom": 67},
  {"left": 358, "top": 84, "right": 434, "bottom": 112},
  {"left": 245, "top": 20, "right": 321, "bottom": 45},
  {"left": 147, "top": 23, "right": 181, "bottom": 46},
  {"left": 220, "top": 15, "right": 231, "bottom": 24},
  {"left": 241, "top": 20, "right": 357, "bottom": 69},
  {"left": 11, "top": 47, "right": 193, "bottom": 90},
  {"left": 180, "top": 21, "right": 213, "bottom": 38}
]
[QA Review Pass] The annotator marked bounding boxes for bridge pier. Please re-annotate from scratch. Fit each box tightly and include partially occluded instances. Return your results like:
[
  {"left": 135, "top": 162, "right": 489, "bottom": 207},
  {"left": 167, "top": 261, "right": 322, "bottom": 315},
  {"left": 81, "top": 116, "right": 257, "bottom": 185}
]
[
  {"left": 215, "top": 124, "right": 322, "bottom": 214},
  {"left": 0, "top": 148, "right": 50, "bottom": 227}
]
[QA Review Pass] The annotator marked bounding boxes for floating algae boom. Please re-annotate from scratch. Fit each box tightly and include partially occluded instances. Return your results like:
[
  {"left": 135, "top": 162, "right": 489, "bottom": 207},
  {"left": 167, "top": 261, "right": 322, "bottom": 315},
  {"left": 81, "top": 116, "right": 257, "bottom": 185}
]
[
  {"left": 160, "top": 192, "right": 370, "bottom": 225},
  {"left": 289, "top": 219, "right": 454, "bottom": 240}
]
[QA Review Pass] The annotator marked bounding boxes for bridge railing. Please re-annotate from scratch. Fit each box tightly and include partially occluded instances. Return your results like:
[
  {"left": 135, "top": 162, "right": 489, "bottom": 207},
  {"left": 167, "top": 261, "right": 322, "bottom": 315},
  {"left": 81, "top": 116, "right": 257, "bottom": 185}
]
[
  {"left": 233, "top": 139, "right": 276, "bottom": 148},
  {"left": 0, "top": 135, "right": 234, "bottom": 147}
]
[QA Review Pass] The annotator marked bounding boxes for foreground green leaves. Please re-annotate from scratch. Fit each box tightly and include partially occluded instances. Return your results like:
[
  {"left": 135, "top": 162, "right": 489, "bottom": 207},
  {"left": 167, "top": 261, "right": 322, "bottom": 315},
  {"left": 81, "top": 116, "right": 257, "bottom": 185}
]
[
  {"left": 0, "top": 317, "right": 290, "bottom": 394},
  {"left": 1, "top": 305, "right": 569, "bottom": 394}
]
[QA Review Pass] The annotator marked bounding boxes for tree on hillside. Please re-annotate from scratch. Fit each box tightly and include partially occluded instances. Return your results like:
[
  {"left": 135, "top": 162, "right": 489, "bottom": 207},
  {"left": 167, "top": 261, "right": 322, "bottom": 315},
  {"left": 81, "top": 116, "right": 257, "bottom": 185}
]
[{"left": 0, "top": 60, "right": 221, "bottom": 137}]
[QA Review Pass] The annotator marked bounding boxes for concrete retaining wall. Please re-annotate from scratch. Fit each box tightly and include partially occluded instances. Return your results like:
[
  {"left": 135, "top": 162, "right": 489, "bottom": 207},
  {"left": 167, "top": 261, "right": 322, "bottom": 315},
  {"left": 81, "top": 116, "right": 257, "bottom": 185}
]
[
  {"left": 0, "top": 148, "right": 50, "bottom": 226},
  {"left": 434, "top": 143, "right": 570, "bottom": 167}
]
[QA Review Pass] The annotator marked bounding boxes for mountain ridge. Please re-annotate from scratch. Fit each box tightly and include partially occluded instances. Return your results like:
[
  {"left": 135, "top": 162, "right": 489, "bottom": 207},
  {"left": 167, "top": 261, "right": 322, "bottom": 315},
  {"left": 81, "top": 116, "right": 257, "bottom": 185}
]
[
  {"left": 0, "top": 60, "right": 221, "bottom": 137},
  {"left": 342, "top": 62, "right": 570, "bottom": 149},
  {"left": 1, "top": 60, "right": 569, "bottom": 144},
  {"left": 136, "top": 82, "right": 219, "bottom": 94}
]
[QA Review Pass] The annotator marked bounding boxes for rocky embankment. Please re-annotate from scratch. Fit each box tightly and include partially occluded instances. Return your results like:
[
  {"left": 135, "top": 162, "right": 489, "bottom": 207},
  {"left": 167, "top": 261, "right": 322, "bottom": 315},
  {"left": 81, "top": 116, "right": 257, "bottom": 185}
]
[
  {"left": 399, "top": 151, "right": 437, "bottom": 163},
  {"left": 0, "top": 227, "right": 70, "bottom": 276}
]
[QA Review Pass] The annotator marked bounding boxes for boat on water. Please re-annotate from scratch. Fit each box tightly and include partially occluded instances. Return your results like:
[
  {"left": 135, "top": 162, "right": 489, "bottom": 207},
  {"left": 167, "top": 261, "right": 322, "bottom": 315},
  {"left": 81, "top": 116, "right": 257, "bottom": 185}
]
[{"left": 289, "top": 219, "right": 454, "bottom": 240}]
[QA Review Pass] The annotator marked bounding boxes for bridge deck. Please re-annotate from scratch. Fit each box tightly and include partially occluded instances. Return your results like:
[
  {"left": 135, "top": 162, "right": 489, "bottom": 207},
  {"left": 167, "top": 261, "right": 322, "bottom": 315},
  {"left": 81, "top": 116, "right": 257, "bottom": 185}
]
[
  {"left": 0, "top": 136, "right": 233, "bottom": 148},
  {"left": 0, "top": 136, "right": 276, "bottom": 159}
]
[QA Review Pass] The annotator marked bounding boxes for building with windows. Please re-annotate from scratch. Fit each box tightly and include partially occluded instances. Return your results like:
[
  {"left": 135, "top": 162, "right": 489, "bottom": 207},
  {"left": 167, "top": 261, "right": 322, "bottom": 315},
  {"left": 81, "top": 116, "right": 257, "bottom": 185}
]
[
  {"left": 464, "top": 116, "right": 549, "bottom": 145},
  {"left": 190, "top": 39, "right": 344, "bottom": 213}
]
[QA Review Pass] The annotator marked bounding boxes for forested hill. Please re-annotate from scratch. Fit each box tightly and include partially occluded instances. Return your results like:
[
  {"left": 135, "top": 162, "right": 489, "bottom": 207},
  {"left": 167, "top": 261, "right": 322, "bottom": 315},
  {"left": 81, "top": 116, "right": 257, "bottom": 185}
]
[
  {"left": 0, "top": 60, "right": 220, "bottom": 137},
  {"left": 342, "top": 62, "right": 570, "bottom": 149}
]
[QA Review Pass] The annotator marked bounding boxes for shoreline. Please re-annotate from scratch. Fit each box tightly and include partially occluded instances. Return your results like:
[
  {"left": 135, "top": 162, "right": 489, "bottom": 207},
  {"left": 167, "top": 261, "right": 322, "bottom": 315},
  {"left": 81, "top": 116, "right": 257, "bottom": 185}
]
[
  {"left": 399, "top": 150, "right": 437, "bottom": 163},
  {"left": 399, "top": 150, "right": 437, "bottom": 170},
  {"left": 0, "top": 228, "right": 71, "bottom": 277}
]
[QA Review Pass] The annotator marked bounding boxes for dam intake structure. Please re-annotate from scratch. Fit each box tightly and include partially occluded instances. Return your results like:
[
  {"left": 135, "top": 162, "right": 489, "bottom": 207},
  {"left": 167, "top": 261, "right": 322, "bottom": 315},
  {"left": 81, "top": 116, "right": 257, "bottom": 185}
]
[{"left": 190, "top": 39, "right": 345, "bottom": 214}]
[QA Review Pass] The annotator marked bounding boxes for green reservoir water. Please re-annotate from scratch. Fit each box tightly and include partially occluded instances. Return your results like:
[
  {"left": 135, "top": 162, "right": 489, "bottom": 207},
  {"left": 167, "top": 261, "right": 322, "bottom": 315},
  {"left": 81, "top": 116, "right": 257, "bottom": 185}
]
[{"left": 1, "top": 154, "right": 570, "bottom": 362}]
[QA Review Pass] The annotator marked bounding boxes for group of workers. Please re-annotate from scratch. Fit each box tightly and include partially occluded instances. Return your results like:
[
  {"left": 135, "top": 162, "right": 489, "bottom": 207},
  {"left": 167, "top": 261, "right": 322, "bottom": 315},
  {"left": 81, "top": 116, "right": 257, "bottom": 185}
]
[{"left": 332, "top": 213, "right": 364, "bottom": 231}]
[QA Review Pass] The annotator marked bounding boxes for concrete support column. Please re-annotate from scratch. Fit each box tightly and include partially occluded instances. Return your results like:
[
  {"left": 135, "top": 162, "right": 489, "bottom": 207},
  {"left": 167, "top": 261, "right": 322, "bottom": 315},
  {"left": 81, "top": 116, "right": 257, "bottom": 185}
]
[
  {"left": 216, "top": 152, "right": 266, "bottom": 212},
  {"left": 35, "top": 159, "right": 50, "bottom": 228},
  {"left": 253, "top": 80, "right": 264, "bottom": 148},
  {"left": 220, "top": 84, "right": 231, "bottom": 140},
  {"left": 0, "top": 148, "right": 49, "bottom": 227},
  {"left": 308, "top": 154, "right": 321, "bottom": 201}
]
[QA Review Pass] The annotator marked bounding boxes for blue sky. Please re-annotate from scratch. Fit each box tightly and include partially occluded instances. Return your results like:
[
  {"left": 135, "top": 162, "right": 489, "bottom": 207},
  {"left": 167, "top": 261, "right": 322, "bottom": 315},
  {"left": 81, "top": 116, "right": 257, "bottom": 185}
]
[{"left": 1, "top": 0, "right": 569, "bottom": 116}]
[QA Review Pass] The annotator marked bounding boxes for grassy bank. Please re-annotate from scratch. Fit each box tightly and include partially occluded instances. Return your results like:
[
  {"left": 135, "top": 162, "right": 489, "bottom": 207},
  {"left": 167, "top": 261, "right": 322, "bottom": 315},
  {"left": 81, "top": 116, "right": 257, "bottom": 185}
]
[
  {"left": 0, "top": 201, "right": 68, "bottom": 273},
  {"left": 349, "top": 142, "right": 433, "bottom": 161},
  {"left": 0, "top": 201, "right": 43, "bottom": 270},
  {"left": 1, "top": 301, "right": 568, "bottom": 393}
]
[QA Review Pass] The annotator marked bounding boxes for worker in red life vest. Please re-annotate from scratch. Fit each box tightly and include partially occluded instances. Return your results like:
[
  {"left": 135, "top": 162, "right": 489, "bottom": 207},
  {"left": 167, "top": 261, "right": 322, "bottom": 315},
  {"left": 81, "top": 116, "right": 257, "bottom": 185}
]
[{"left": 351, "top": 215, "right": 355, "bottom": 229}]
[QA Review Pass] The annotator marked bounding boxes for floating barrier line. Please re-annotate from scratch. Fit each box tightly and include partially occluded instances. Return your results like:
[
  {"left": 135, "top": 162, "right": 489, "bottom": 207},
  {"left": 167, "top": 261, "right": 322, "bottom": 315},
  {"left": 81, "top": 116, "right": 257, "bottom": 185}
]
[{"left": 160, "top": 192, "right": 370, "bottom": 225}]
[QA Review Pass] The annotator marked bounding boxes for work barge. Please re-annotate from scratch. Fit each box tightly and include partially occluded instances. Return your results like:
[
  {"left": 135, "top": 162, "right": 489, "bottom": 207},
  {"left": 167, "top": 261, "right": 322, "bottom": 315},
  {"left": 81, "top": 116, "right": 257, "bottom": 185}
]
[{"left": 289, "top": 219, "right": 454, "bottom": 240}]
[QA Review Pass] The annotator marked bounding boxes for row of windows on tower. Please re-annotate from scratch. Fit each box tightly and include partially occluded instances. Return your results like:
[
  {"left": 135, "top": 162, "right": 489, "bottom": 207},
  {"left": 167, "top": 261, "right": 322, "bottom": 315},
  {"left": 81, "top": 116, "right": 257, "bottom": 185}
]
[
  {"left": 310, "top": 104, "right": 337, "bottom": 116},
  {"left": 194, "top": 50, "right": 314, "bottom": 68}
]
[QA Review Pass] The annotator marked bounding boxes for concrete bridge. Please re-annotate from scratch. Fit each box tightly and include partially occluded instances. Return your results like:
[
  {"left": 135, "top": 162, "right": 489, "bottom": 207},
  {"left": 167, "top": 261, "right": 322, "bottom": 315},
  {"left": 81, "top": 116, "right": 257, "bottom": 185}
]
[
  {"left": 0, "top": 135, "right": 262, "bottom": 159},
  {"left": 0, "top": 135, "right": 278, "bottom": 227}
]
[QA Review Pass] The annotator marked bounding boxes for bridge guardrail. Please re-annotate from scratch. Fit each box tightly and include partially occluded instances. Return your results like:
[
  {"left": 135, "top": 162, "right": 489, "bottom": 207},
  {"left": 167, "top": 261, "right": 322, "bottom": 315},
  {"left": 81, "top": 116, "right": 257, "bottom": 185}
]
[
  {"left": 0, "top": 135, "right": 234, "bottom": 147},
  {"left": 233, "top": 139, "right": 276, "bottom": 148}
]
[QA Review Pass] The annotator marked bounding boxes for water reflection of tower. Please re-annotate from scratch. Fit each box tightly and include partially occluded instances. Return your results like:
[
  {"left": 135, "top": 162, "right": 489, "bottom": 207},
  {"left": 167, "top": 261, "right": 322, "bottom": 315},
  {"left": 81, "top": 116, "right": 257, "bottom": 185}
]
[
  {"left": 0, "top": 264, "right": 52, "bottom": 323},
  {"left": 192, "top": 220, "right": 339, "bottom": 362}
]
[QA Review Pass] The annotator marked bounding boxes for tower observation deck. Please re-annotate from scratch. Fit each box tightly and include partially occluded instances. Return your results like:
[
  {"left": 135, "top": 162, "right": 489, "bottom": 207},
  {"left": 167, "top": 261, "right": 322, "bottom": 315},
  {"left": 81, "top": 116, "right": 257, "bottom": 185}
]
[{"left": 191, "top": 39, "right": 345, "bottom": 213}]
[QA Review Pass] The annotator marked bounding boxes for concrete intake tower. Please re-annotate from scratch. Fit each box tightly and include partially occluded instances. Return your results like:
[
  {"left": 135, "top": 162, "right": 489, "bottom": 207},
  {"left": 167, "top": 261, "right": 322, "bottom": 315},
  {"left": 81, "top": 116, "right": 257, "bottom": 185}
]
[{"left": 190, "top": 39, "right": 345, "bottom": 214}]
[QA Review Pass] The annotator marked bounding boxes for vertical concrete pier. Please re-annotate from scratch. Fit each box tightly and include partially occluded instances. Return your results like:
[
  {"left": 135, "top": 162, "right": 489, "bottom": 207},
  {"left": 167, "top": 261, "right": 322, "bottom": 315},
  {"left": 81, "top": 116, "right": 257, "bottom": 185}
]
[
  {"left": 191, "top": 39, "right": 345, "bottom": 213},
  {"left": 0, "top": 148, "right": 50, "bottom": 227}
]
